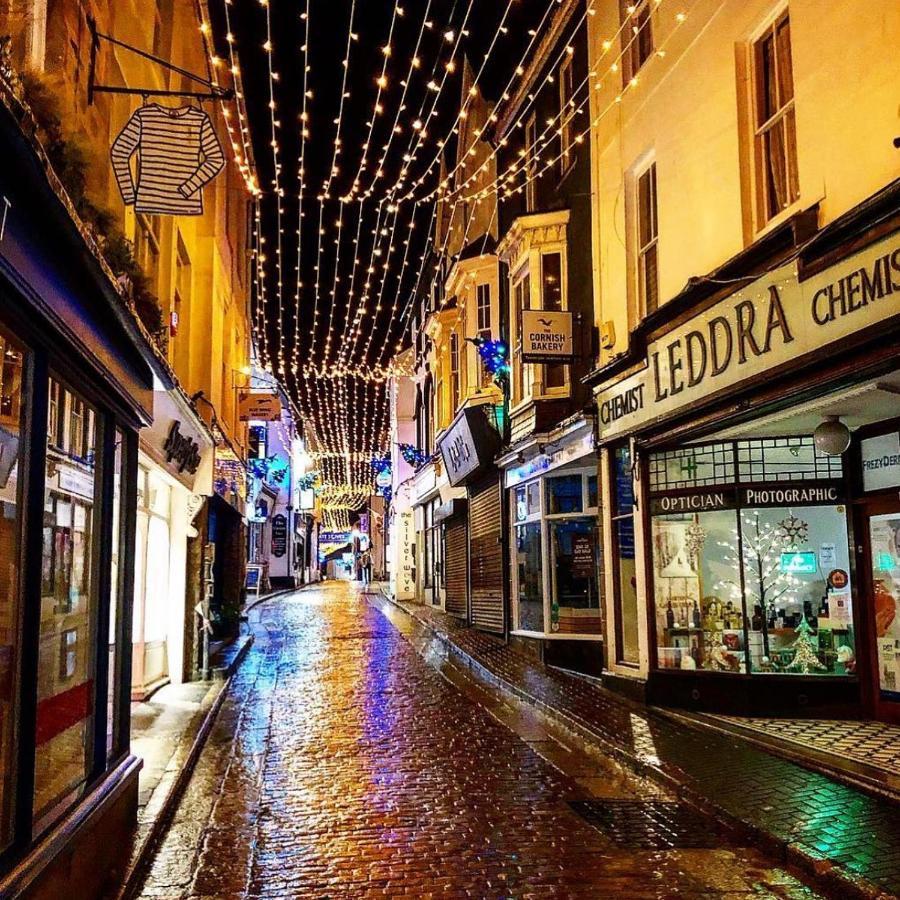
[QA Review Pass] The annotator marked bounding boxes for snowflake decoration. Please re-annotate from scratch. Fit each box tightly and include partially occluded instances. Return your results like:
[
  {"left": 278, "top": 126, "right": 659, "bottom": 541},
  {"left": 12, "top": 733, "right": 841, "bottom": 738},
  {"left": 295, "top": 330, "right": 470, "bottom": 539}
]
[{"left": 777, "top": 514, "right": 809, "bottom": 548}]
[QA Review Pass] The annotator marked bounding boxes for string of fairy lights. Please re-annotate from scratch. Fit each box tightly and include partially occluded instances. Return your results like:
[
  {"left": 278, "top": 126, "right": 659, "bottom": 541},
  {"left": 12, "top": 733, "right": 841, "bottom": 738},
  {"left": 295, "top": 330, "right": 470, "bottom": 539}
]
[{"left": 218, "top": 0, "right": 701, "bottom": 517}]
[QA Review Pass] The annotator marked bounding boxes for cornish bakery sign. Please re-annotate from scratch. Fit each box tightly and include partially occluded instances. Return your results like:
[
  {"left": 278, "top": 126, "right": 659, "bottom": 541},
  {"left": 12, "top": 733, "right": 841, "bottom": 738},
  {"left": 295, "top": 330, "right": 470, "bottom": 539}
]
[
  {"left": 521, "top": 309, "right": 574, "bottom": 363},
  {"left": 596, "top": 233, "right": 900, "bottom": 438}
]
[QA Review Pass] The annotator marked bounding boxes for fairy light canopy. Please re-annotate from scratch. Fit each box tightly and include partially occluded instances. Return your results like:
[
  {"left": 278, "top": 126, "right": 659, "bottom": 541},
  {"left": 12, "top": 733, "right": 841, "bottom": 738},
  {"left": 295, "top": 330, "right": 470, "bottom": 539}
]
[{"left": 207, "top": 0, "right": 695, "bottom": 513}]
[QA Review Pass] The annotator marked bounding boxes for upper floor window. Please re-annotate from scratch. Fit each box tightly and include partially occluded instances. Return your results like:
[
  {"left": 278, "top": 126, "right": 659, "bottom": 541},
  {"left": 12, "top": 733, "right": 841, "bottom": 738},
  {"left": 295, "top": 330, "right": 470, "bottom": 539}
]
[
  {"left": 512, "top": 270, "right": 533, "bottom": 403},
  {"left": 449, "top": 331, "right": 460, "bottom": 412},
  {"left": 476, "top": 283, "right": 491, "bottom": 335},
  {"left": 753, "top": 11, "right": 798, "bottom": 226},
  {"left": 525, "top": 115, "right": 538, "bottom": 213},
  {"left": 559, "top": 56, "right": 576, "bottom": 172},
  {"left": 541, "top": 252, "right": 566, "bottom": 389},
  {"left": 636, "top": 161, "right": 658, "bottom": 314},
  {"left": 621, "top": 0, "right": 654, "bottom": 82}
]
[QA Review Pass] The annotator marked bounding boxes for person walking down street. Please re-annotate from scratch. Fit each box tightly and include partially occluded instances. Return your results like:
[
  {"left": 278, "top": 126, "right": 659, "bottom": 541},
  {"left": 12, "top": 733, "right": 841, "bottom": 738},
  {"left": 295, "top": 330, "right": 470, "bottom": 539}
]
[{"left": 360, "top": 550, "right": 372, "bottom": 587}]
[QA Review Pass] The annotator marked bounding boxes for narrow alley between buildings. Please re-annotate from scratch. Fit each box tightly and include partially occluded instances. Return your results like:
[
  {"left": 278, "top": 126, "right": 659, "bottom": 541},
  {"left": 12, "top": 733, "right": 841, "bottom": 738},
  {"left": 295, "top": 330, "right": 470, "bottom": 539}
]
[{"left": 137, "top": 582, "right": 820, "bottom": 900}]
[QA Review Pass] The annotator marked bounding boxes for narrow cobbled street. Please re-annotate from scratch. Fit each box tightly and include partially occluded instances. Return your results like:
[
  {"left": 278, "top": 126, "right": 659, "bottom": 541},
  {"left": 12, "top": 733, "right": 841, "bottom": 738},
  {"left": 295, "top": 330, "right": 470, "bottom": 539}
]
[{"left": 138, "top": 583, "right": 820, "bottom": 899}]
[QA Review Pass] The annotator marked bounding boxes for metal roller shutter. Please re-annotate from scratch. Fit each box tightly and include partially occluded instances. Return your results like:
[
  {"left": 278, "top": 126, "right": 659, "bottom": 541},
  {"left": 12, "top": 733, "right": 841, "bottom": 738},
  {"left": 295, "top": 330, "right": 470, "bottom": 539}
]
[
  {"left": 468, "top": 475, "right": 504, "bottom": 634},
  {"left": 444, "top": 517, "right": 468, "bottom": 619}
]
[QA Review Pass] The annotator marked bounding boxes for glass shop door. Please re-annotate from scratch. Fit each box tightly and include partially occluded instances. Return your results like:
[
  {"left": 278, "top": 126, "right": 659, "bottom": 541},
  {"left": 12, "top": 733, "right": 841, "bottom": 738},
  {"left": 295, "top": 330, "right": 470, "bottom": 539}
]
[{"left": 861, "top": 496, "right": 900, "bottom": 722}]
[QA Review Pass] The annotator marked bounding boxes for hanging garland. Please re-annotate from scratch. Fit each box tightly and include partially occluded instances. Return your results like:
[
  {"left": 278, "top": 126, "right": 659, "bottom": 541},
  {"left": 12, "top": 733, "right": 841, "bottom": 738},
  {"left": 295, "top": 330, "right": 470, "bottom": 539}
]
[
  {"left": 472, "top": 337, "right": 510, "bottom": 387},
  {"left": 297, "top": 471, "right": 319, "bottom": 491},
  {"left": 371, "top": 453, "right": 392, "bottom": 476},
  {"left": 398, "top": 442, "right": 431, "bottom": 469},
  {"left": 247, "top": 454, "right": 290, "bottom": 486}
]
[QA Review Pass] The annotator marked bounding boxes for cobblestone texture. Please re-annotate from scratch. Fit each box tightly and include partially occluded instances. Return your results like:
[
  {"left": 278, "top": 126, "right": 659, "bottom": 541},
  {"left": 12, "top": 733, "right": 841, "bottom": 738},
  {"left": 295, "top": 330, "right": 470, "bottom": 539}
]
[
  {"left": 382, "top": 593, "right": 900, "bottom": 898},
  {"left": 138, "top": 582, "right": 821, "bottom": 899}
]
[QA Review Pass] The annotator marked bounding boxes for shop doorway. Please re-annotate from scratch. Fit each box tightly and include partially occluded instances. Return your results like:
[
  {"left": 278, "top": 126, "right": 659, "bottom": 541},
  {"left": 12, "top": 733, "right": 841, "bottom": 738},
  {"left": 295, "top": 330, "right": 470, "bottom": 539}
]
[{"left": 859, "top": 495, "right": 900, "bottom": 722}]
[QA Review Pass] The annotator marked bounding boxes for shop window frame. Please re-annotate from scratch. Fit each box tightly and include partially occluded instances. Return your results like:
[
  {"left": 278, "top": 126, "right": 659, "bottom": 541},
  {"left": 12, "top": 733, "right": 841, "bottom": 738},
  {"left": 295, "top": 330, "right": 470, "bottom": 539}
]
[
  {"left": 510, "top": 469, "right": 601, "bottom": 637},
  {"left": 645, "top": 437, "right": 857, "bottom": 679},
  {"left": 610, "top": 442, "right": 641, "bottom": 666},
  {"left": 0, "top": 296, "right": 139, "bottom": 867}
]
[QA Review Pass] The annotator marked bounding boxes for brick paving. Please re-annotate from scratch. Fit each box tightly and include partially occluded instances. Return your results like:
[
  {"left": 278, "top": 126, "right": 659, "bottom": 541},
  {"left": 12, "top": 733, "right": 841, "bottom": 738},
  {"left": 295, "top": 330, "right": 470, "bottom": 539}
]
[
  {"left": 709, "top": 715, "right": 900, "bottom": 780},
  {"left": 380, "top": 594, "right": 900, "bottom": 899},
  {"left": 137, "top": 582, "right": 821, "bottom": 899}
]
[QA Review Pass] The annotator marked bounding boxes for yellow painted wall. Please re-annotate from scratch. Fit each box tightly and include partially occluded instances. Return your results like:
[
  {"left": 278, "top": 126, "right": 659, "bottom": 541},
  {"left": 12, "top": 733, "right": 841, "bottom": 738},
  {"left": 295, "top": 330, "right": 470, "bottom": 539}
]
[{"left": 588, "top": 0, "right": 900, "bottom": 361}]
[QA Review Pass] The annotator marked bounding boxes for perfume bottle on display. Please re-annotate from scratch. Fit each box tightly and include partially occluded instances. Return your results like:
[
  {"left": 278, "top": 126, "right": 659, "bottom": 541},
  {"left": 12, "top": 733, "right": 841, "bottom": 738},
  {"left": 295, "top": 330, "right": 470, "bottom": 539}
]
[
  {"left": 751, "top": 604, "right": 764, "bottom": 632},
  {"left": 666, "top": 601, "right": 675, "bottom": 629},
  {"left": 692, "top": 601, "right": 701, "bottom": 628}
]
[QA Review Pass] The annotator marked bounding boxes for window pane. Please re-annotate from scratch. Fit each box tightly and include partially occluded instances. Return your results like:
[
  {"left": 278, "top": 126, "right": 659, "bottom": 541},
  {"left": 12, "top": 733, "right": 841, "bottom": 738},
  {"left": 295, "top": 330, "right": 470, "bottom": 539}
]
[
  {"left": 774, "top": 17, "right": 793, "bottom": 104},
  {"left": 548, "top": 474, "right": 583, "bottom": 514},
  {"left": 107, "top": 430, "right": 124, "bottom": 763},
  {"left": 614, "top": 516, "right": 639, "bottom": 663},
  {"left": 515, "top": 523, "right": 543, "bottom": 631},
  {"left": 36, "top": 381, "right": 99, "bottom": 826},
  {"left": 545, "top": 363, "right": 566, "bottom": 389},
  {"left": 541, "top": 253, "right": 562, "bottom": 311},
  {"left": 587, "top": 475, "right": 599, "bottom": 509},
  {"left": 638, "top": 168, "right": 655, "bottom": 247},
  {"left": 0, "top": 325, "right": 26, "bottom": 850},
  {"left": 653, "top": 510, "right": 746, "bottom": 672},
  {"left": 756, "top": 31, "right": 777, "bottom": 123},
  {"left": 740, "top": 505, "right": 853, "bottom": 675},
  {"left": 871, "top": 514, "right": 900, "bottom": 695},
  {"left": 613, "top": 445, "right": 634, "bottom": 515},
  {"left": 640, "top": 242, "right": 658, "bottom": 312},
  {"left": 550, "top": 519, "right": 602, "bottom": 634}
]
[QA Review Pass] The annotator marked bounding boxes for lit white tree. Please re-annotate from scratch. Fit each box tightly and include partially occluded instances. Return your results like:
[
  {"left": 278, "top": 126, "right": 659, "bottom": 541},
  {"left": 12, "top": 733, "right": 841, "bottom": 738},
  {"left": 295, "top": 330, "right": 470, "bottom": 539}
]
[{"left": 716, "top": 511, "right": 802, "bottom": 658}]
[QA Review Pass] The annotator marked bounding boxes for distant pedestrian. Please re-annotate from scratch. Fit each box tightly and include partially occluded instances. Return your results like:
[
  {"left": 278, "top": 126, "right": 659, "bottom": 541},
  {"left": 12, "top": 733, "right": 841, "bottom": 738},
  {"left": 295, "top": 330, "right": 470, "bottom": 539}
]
[{"left": 360, "top": 550, "right": 372, "bottom": 586}]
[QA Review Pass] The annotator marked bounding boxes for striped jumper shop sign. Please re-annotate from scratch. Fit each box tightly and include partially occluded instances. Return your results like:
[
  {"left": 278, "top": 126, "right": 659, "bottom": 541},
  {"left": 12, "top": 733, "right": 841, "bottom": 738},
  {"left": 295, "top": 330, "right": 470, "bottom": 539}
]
[{"left": 110, "top": 104, "right": 225, "bottom": 216}]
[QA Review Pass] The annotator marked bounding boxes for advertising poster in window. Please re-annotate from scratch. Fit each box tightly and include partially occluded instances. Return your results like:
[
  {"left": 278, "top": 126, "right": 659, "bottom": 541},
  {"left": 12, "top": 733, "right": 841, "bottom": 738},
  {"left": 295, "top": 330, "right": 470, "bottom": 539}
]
[{"left": 871, "top": 515, "right": 900, "bottom": 697}]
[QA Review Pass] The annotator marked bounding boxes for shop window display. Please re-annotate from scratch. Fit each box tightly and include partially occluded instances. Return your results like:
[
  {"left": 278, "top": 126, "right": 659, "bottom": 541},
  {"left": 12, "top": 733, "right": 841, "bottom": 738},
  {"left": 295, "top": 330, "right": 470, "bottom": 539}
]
[
  {"left": 0, "top": 325, "right": 26, "bottom": 850},
  {"left": 612, "top": 445, "right": 640, "bottom": 663},
  {"left": 651, "top": 439, "right": 855, "bottom": 676},
  {"left": 35, "top": 379, "right": 99, "bottom": 826}
]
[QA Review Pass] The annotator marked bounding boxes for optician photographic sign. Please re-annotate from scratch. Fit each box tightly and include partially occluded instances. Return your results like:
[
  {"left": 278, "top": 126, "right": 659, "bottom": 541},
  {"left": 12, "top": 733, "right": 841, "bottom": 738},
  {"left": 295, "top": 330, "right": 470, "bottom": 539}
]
[{"left": 520, "top": 309, "right": 574, "bottom": 363}]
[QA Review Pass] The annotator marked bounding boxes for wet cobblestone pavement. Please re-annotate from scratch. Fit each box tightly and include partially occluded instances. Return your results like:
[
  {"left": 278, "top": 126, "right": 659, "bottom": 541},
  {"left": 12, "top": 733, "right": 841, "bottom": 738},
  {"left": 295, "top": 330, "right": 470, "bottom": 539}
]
[
  {"left": 138, "top": 582, "right": 823, "bottom": 899},
  {"left": 379, "top": 592, "right": 900, "bottom": 899}
]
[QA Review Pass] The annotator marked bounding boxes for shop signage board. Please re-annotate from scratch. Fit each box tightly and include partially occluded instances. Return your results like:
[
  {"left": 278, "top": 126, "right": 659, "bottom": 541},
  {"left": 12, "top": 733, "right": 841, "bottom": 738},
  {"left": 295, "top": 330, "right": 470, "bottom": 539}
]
[
  {"left": 437, "top": 405, "right": 502, "bottom": 487},
  {"left": 861, "top": 431, "right": 900, "bottom": 492},
  {"left": 504, "top": 429, "right": 595, "bottom": 488},
  {"left": 239, "top": 392, "right": 282, "bottom": 422},
  {"left": 521, "top": 309, "right": 574, "bottom": 363},
  {"left": 145, "top": 388, "right": 214, "bottom": 494},
  {"left": 780, "top": 551, "right": 817, "bottom": 574},
  {"left": 392, "top": 510, "right": 416, "bottom": 601},
  {"left": 271, "top": 514, "right": 288, "bottom": 558},
  {"left": 245, "top": 564, "right": 263, "bottom": 599},
  {"left": 595, "top": 232, "right": 900, "bottom": 439}
]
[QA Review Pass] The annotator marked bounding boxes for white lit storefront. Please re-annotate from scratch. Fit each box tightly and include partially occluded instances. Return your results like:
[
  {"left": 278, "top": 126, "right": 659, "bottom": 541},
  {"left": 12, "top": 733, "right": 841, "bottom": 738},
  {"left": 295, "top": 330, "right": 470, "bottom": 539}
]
[
  {"left": 132, "top": 381, "right": 213, "bottom": 699},
  {"left": 499, "top": 419, "right": 602, "bottom": 673}
]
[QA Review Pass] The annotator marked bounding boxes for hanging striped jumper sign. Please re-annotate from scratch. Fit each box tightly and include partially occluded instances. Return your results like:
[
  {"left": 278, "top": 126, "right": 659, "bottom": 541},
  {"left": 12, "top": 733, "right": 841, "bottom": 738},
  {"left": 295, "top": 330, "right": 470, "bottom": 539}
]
[{"left": 110, "top": 103, "right": 225, "bottom": 216}]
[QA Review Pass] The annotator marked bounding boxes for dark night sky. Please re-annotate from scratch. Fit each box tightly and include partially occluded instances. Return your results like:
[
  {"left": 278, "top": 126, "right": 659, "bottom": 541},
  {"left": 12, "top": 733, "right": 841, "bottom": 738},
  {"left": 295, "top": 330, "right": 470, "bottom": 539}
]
[{"left": 210, "top": 0, "right": 547, "bottom": 505}]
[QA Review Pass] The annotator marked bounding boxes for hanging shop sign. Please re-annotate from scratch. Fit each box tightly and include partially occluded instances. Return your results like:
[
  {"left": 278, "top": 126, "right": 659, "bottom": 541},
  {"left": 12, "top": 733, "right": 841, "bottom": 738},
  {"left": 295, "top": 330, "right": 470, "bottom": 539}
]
[
  {"left": 111, "top": 104, "right": 225, "bottom": 217},
  {"left": 595, "top": 232, "right": 900, "bottom": 439},
  {"left": 521, "top": 309, "right": 575, "bottom": 363},
  {"left": 271, "top": 514, "right": 288, "bottom": 558},
  {"left": 239, "top": 392, "right": 282, "bottom": 422},
  {"left": 437, "top": 405, "right": 502, "bottom": 487}
]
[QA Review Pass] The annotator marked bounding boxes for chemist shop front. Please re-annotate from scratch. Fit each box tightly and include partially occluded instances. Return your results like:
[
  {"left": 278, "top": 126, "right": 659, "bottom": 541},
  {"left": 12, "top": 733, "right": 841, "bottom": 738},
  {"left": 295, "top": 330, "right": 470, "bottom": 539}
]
[{"left": 594, "top": 214, "right": 900, "bottom": 719}]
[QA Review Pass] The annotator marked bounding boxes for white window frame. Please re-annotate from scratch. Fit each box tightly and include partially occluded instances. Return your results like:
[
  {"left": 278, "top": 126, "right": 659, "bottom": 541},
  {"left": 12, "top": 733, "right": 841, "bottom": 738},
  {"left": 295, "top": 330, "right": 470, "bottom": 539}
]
[
  {"left": 524, "top": 114, "right": 538, "bottom": 213},
  {"left": 749, "top": 6, "right": 799, "bottom": 232},
  {"left": 634, "top": 159, "right": 658, "bottom": 316},
  {"left": 559, "top": 55, "right": 576, "bottom": 174},
  {"left": 510, "top": 468, "right": 602, "bottom": 637},
  {"left": 621, "top": 0, "right": 654, "bottom": 83}
]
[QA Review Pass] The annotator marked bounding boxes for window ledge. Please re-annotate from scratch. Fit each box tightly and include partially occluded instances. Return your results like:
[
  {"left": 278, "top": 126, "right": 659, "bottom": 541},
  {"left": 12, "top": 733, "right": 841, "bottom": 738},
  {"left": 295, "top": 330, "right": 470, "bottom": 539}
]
[{"left": 510, "top": 629, "right": 604, "bottom": 641}]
